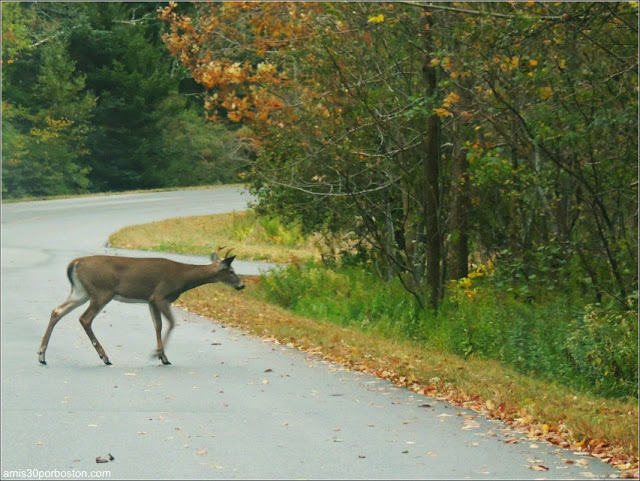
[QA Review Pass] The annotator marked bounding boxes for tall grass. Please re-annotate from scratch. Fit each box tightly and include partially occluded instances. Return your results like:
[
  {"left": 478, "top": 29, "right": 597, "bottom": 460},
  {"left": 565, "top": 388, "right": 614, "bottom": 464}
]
[
  {"left": 260, "top": 261, "right": 638, "bottom": 400},
  {"left": 109, "top": 210, "right": 320, "bottom": 263}
]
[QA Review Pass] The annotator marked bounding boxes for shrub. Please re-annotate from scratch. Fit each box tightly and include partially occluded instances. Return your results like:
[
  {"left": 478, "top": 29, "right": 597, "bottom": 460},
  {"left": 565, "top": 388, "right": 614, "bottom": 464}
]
[
  {"left": 565, "top": 302, "right": 638, "bottom": 398},
  {"left": 259, "top": 262, "right": 638, "bottom": 399}
]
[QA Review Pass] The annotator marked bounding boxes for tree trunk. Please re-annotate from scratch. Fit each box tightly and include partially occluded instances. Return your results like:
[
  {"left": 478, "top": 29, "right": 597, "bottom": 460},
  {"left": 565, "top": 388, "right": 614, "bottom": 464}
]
[
  {"left": 450, "top": 141, "right": 469, "bottom": 280},
  {"left": 422, "top": 51, "right": 442, "bottom": 310}
]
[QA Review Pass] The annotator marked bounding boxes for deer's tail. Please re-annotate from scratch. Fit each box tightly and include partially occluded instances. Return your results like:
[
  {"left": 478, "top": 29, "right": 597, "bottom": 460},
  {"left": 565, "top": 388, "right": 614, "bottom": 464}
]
[{"left": 66, "top": 261, "right": 79, "bottom": 286}]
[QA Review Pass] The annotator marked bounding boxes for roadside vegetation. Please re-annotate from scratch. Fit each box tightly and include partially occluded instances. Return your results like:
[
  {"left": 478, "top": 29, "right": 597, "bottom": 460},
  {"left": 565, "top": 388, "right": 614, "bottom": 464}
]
[
  {"left": 109, "top": 210, "right": 320, "bottom": 263},
  {"left": 109, "top": 211, "right": 639, "bottom": 472}
]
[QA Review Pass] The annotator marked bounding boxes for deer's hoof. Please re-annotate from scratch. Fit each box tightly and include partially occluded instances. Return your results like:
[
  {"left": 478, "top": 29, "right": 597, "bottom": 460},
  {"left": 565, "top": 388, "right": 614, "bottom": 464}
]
[
  {"left": 39, "top": 360, "right": 47, "bottom": 365},
  {"left": 103, "top": 358, "right": 112, "bottom": 365},
  {"left": 160, "top": 358, "right": 171, "bottom": 365}
]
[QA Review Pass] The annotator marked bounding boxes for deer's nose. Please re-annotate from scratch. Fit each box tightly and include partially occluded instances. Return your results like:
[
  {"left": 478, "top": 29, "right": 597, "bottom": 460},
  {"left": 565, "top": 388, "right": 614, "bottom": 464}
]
[{"left": 235, "top": 284, "right": 245, "bottom": 290}]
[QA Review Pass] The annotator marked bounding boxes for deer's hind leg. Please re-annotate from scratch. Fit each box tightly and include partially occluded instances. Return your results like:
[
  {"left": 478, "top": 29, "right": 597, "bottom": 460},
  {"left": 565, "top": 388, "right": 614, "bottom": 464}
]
[
  {"left": 38, "top": 283, "right": 89, "bottom": 365},
  {"left": 149, "top": 302, "right": 171, "bottom": 365},
  {"left": 79, "top": 296, "right": 113, "bottom": 365}
]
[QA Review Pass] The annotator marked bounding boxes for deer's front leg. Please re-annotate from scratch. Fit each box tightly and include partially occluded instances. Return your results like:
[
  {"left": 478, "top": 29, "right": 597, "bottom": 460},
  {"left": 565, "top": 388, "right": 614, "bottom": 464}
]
[{"left": 149, "top": 302, "right": 171, "bottom": 365}]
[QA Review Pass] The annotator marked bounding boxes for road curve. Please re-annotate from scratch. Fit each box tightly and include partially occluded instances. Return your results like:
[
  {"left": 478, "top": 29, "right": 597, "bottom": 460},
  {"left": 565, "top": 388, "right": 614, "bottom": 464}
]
[{"left": 1, "top": 188, "right": 617, "bottom": 479}]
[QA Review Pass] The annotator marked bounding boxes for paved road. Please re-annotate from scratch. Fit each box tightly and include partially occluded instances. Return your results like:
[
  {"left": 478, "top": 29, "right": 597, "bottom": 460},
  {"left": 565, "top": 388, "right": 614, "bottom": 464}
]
[{"left": 1, "top": 188, "right": 617, "bottom": 479}]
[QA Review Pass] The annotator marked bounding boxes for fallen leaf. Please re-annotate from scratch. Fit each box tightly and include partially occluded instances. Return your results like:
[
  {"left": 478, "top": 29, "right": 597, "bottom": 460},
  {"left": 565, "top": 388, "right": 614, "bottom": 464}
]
[
  {"left": 137, "top": 431, "right": 147, "bottom": 435},
  {"left": 462, "top": 419, "right": 481, "bottom": 430},
  {"left": 196, "top": 449, "right": 208, "bottom": 455},
  {"left": 261, "top": 379, "right": 269, "bottom": 385},
  {"left": 504, "top": 437, "right": 519, "bottom": 444},
  {"left": 530, "top": 465, "right": 549, "bottom": 471},
  {"left": 529, "top": 443, "right": 539, "bottom": 449},
  {"left": 264, "top": 368, "right": 273, "bottom": 373},
  {"left": 621, "top": 469, "right": 639, "bottom": 479},
  {"left": 95, "top": 453, "right": 114, "bottom": 464},
  {"left": 35, "top": 441, "right": 44, "bottom": 446}
]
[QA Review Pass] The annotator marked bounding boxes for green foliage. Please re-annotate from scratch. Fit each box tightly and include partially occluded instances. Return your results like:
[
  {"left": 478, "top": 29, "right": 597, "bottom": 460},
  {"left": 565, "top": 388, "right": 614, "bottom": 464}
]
[
  {"left": 565, "top": 301, "right": 639, "bottom": 398},
  {"left": 2, "top": 2, "right": 251, "bottom": 198},
  {"left": 260, "top": 261, "right": 638, "bottom": 400},
  {"left": 2, "top": 37, "right": 96, "bottom": 197},
  {"left": 226, "top": 211, "right": 307, "bottom": 249},
  {"left": 153, "top": 102, "right": 252, "bottom": 188}
]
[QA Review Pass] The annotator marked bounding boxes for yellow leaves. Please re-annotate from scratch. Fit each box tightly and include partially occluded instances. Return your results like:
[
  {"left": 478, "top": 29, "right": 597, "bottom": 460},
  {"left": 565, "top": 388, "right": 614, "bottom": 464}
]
[
  {"left": 225, "top": 62, "right": 244, "bottom": 83},
  {"left": 454, "top": 262, "right": 494, "bottom": 301},
  {"left": 538, "top": 86, "right": 553, "bottom": 100},
  {"left": 29, "top": 116, "right": 74, "bottom": 141},
  {"left": 367, "top": 14, "right": 384, "bottom": 23},
  {"left": 434, "top": 92, "right": 461, "bottom": 118},
  {"left": 256, "top": 61, "right": 276, "bottom": 75},
  {"left": 529, "top": 59, "right": 538, "bottom": 67},
  {"left": 315, "top": 102, "right": 330, "bottom": 119},
  {"left": 442, "top": 91, "right": 460, "bottom": 108},
  {"left": 500, "top": 56, "right": 519, "bottom": 72},
  {"left": 45, "top": 116, "right": 73, "bottom": 129}
]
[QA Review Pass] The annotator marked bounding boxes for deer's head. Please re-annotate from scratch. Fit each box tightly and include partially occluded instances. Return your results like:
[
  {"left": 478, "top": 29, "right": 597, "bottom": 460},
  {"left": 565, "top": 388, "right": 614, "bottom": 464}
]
[{"left": 211, "top": 250, "right": 244, "bottom": 290}]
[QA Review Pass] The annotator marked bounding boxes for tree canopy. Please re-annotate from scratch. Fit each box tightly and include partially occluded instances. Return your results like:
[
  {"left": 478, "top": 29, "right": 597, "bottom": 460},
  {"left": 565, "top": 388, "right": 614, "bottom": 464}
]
[{"left": 159, "top": 2, "right": 638, "bottom": 309}]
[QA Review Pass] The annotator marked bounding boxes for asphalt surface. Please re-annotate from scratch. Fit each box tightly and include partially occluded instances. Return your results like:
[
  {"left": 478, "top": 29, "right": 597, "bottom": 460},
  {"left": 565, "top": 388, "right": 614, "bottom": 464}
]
[{"left": 1, "top": 188, "right": 618, "bottom": 479}]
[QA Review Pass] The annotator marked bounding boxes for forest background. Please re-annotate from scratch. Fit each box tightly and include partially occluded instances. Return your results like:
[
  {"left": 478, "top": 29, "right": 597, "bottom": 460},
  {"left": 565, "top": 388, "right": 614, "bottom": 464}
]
[{"left": 2, "top": 1, "right": 638, "bottom": 406}]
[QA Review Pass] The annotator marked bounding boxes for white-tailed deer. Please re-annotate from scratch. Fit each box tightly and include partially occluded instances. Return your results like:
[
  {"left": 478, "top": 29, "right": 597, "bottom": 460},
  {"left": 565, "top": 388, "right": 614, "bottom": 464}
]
[{"left": 38, "top": 249, "right": 244, "bottom": 366}]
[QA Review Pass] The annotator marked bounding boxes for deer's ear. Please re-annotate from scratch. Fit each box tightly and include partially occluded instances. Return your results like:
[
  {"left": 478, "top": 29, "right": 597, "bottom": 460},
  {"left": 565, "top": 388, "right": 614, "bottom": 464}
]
[
  {"left": 210, "top": 253, "right": 220, "bottom": 262},
  {"left": 221, "top": 256, "right": 236, "bottom": 268}
]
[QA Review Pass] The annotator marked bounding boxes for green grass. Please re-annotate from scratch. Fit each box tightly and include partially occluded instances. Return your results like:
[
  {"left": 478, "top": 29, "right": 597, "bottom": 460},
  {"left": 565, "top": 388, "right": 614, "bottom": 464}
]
[{"left": 260, "top": 261, "right": 638, "bottom": 400}]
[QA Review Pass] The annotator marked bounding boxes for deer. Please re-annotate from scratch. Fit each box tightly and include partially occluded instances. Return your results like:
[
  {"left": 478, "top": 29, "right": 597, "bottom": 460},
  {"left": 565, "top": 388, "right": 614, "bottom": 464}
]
[{"left": 37, "top": 248, "right": 244, "bottom": 366}]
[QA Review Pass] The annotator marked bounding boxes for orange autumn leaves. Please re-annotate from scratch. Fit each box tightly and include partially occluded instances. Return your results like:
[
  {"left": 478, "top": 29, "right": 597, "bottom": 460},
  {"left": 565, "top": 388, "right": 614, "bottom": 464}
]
[{"left": 158, "top": 2, "right": 315, "bottom": 124}]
